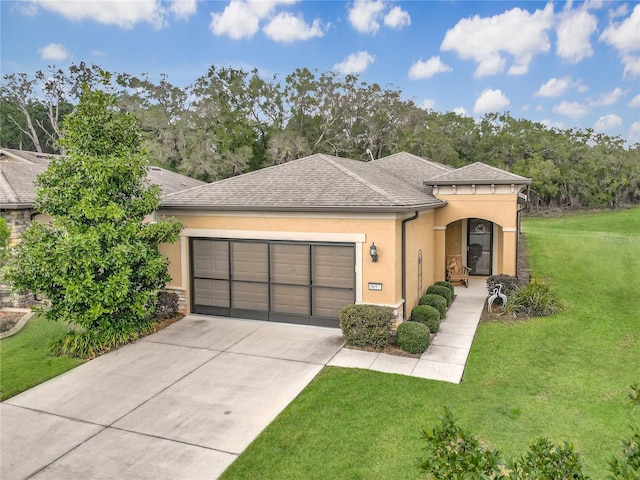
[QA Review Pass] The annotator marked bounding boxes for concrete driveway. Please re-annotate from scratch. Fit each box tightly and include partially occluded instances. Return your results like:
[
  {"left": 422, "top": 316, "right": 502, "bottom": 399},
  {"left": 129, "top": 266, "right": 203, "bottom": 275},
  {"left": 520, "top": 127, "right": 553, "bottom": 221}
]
[{"left": 0, "top": 315, "right": 344, "bottom": 480}]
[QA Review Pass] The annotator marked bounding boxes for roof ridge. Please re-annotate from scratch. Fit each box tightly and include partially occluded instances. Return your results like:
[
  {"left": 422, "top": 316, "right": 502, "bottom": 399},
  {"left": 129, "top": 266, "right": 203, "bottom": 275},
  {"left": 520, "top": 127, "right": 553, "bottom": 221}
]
[
  {"left": 0, "top": 170, "right": 19, "bottom": 204},
  {"left": 324, "top": 157, "right": 405, "bottom": 205}
]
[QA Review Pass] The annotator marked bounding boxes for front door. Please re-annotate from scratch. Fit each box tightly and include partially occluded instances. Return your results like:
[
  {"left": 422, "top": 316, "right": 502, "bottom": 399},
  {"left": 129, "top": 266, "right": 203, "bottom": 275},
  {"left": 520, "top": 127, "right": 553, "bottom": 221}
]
[{"left": 467, "top": 218, "right": 492, "bottom": 276}]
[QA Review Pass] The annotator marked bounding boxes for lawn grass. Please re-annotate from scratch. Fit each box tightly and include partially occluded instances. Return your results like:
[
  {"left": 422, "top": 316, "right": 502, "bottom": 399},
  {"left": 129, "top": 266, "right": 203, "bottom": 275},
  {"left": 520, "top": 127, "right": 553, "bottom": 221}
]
[
  {"left": 0, "top": 314, "right": 84, "bottom": 401},
  {"left": 221, "top": 207, "right": 640, "bottom": 479}
]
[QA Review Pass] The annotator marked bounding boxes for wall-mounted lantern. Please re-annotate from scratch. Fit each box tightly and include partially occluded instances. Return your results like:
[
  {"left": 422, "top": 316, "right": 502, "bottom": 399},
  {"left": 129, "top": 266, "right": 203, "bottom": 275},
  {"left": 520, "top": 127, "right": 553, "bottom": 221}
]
[{"left": 369, "top": 242, "right": 378, "bottom": 263}]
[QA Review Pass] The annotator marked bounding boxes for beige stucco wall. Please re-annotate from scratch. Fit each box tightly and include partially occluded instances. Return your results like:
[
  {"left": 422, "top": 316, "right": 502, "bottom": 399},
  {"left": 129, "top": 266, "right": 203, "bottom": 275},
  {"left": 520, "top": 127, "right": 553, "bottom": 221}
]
[
  {"left": 433, "top": 192, "right": 522, "bottom": 277},
  {"left": 158, "top": 210, "right": 427, "bottom": 316}
]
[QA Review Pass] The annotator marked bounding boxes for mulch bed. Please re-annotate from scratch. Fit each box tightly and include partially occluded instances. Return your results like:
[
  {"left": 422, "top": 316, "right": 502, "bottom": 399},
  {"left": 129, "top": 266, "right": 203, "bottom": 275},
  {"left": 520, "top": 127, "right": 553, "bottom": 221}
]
[{"left": 0, "top": 311, "right": 25, "bottom": 333}]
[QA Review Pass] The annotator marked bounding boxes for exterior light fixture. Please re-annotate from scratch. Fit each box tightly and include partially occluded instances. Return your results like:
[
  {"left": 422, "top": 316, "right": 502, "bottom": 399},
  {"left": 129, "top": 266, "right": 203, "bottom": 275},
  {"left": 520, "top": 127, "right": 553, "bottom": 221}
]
[{"left": 369, "top": 242, "right": 378, "bottom": 262}]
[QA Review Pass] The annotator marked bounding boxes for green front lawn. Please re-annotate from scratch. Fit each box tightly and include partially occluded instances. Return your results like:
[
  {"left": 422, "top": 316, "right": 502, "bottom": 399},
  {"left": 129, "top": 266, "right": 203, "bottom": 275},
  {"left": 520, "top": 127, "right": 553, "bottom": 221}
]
[
  {"left": 221, "top": 208, "right": 640, "bottom": 479},
  {"left": 0, "top": 315, "right": 84, "bottom": 401}
]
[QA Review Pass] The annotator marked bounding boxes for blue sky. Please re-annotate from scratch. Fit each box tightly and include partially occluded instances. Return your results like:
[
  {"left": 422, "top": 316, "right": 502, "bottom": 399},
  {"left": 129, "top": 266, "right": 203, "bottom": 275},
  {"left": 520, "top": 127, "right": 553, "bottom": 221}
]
[{"left": 2, "top": 0, "right": 639, "bottom": 144}]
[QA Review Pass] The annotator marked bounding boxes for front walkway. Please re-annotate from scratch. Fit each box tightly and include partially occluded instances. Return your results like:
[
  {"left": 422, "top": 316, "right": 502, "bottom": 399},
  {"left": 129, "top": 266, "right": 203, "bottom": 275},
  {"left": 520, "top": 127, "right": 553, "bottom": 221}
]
[{"left": 329, "top": 279, "right": 487, "bottom": 383}]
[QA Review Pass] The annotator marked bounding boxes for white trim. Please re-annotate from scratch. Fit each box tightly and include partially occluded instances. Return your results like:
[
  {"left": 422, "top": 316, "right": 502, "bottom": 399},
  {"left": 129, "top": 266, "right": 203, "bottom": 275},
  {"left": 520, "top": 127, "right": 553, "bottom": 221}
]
[
  {"left": 433, "top": 225, "right": 447, "bottom": 231},
  {"left": 180, "top": 236, "right": 188, "bottom": 290},
  {"left": 492, "top": 223, "right": 499, "bottom": 274},
  {"left": 355, "top": 243, "right": 363, "bottom": 303},
  {"left": 502, "top": 227, "right": 517, "bottom": 232},
  {"left": 161, "top": 209, "right": 403, "bottom": 220},
  {"left": 181, "top": 228, "right": 366, "bottom": 243}
]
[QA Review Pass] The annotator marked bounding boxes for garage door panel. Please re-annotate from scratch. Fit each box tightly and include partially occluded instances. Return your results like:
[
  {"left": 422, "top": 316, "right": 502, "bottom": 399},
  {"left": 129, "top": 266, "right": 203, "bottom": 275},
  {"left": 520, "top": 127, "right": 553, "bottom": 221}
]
[
  {"left": 312, "top": 287, "right": 354, "bottom": 319},
  {"left": 271, "top": 244, "right": 309, "bottom": 285},
  {"left": 232, "top": 282, "right": 268, "bottom": 311},
  {"left": 193, "top": 240, "right": 229, "bottom": 279},
  {"left": 194, "top": 278, "right": 230, "bottom": 307},
  {"left": 312, "top": 245, "right": 355, "bottom": 288},
  {"left": 271, "top": 285, "right": 309, "bottom": 315},
  {"left": 232, "top": 242, "right": 268, "bottom": 282}
]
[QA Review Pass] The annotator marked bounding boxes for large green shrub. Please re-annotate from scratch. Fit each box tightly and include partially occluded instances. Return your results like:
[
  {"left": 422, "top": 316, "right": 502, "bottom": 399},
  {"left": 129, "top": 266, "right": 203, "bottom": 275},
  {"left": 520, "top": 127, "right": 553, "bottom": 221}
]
[
  {"left": 433, "top": 280, "right": 454, "bottom": 298},
  {"left": 410, "top": 305, "right": 441, "bottom": 333},
  {"left": 426, "top": 284, "right": 452, "bottom": 306},
  {"left": 508, "top": 438, "right": 587, "bottom": 479},
  {"left": 504, "top": 280, "right": 563, "bottom": 317},
  {"left": 419, "top": 293, "right": 447, "bottom": 318},
  {"left": 396, "top": 321, "right": 430, "bottom": 354},
  {"left": 4, "top": 87, "right": 182, "bottom": 358},
  {"left": 339, "top": 304, "right": 393, "bottom": 350}
]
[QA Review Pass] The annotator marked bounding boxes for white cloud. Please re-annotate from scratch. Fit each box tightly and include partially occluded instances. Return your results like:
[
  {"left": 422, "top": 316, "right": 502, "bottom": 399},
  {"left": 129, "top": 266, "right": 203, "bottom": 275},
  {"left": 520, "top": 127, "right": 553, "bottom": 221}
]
[
  {"left": 24, "top": 0, "right": 180, "bottom": 29},
  {"left": 39, "top": 43, "right": 69, "bottom": 61},
  {"left": 419, "top": 98, "right": 435, "bottom": 110},
  {"left": 552, "top": 100, "right": 589, "bottom": 119},
  {"left": 441, "top": 3, "right": 554, "bottom": 77},
  {"left": 210, "top": 0, "right": 297, "bottom": 40},
  {"left": 169, "top": 0, "right": 197, "bottom": 20},
  {"left": 535, "top": 105, "right": 544, "bottom": 112},
  {"left": 473, "top": 89, "right": 510, "bottom": 114},
  {"left": 384, "top": 5, "right": 410, "bottom": 28},
  {"left": 534, "top": 76, "right": 573, "bottom": 97},
  {"left": 348, "top": 0, "right": 386, "bottom": 34},
  {"left": 556, "top": 6, "right": 598, "bottom": 63},
  {"left": 628, "top": 121, "right": 640, "bottom": 144},
  {"left": 408, "top": 56, "right": 452, "bottom": 80},
  {"left": 452, "top": 107, "right": 468, "bottom": 116},
  {"left": 600, "top": 4, "right": 640, "bottom": 78},
  {"left": 540, "top": 118, "right": 565, "bottom": 130},
  {"left": 333, "top": 51, "right": 375, "bottom": 74},
  {"left": 629, "top": 94, "right": 640, "bottom": 108},
  {"left": 91, "top": 49, "right": 108, "bottom": 57},
  {"left": 593, "top": 114, "right": 623, "bottom": 131},
  {"left": 588, "top": 87, "right": 625, "bottom": 106},
  {"left": 263, "top": 12, "right": 324, "bottom": 42}
]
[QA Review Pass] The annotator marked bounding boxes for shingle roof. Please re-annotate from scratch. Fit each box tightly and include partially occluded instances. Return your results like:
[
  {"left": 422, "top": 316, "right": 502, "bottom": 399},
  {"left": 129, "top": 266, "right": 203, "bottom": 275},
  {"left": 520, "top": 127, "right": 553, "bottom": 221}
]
[
  {"left": 0, "top": 148, "right": 60, "bottom": 165},
  {"left": 0, "top": 163, "right": 47, "bottom": 208},
  {"left": 424, "top": 162, "right": 532, "bottom": 185},
  {"left": 0, "top": 152, "right": 206, "bottom": 209},
  {"left": 146, "top": 166, "right": 206, "bottom": 194},
  {"left": 162, "top": 153, "right": 445, "bottom": 212},
  {"left": 371, "top": 152, "right": 455, "bottom": 189}
]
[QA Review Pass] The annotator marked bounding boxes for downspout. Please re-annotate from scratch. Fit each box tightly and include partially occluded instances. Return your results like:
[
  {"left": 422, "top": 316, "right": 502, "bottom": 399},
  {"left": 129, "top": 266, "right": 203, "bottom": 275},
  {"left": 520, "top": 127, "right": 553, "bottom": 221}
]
[
  {"left": 515, "top": 186, "right": 529, "bottom": 280},
  {"left": 402, "top": 211, "right": 419, "bottom": 320}
]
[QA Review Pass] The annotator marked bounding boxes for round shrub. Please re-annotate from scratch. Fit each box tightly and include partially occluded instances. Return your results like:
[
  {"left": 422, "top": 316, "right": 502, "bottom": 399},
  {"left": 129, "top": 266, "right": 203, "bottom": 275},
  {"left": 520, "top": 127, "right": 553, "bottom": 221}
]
[
  {"left": 410, "top": 304, "right": 441, "bottom": 333},
  {"left": 339, "top": 304, "right": 393, "bottom": 350},
  {"left": 419, "top": 293, "right": 447, "bottom": 318},
  {"left": 433, "top": 281, "right": 454, "bottom": 299},
  {"left": 396, "top": 321, "right": 430, "bottom": 354},
  {"left": 426, "top": 285, "right": 452, "bottom": 306}
]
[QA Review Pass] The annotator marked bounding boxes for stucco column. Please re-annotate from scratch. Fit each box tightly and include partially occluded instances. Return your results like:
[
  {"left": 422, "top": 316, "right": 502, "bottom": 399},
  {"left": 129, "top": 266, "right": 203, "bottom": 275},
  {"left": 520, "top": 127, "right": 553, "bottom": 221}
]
[
  {"left": 433, "top": 226, "right": 447, "bottom": 281},
  {"left": 502, "top": 228, "right": 517, "bottom": 276}
]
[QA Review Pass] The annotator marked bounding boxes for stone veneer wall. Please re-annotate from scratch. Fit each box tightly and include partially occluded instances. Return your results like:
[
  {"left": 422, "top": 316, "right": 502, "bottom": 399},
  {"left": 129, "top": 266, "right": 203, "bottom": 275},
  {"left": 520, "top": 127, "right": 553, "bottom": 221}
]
[{"left": 1, "top": 209, "right": 35, "bottom": 246}]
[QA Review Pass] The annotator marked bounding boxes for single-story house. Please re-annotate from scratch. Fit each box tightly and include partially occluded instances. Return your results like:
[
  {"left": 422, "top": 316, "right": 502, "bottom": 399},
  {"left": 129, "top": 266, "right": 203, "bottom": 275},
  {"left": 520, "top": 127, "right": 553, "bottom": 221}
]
[
  {"left": 158, "top": 152, "right": 531, "bottom": 328},
  {"left": 0, "top": 148, "right": 206, "bottom": 245}
]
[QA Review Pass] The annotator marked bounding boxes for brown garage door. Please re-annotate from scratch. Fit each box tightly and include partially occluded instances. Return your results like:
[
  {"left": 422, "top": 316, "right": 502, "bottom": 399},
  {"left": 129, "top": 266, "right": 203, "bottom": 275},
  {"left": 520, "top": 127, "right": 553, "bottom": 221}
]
[{"left": 191, "top": 239, "right": 355, "bottom": 327}]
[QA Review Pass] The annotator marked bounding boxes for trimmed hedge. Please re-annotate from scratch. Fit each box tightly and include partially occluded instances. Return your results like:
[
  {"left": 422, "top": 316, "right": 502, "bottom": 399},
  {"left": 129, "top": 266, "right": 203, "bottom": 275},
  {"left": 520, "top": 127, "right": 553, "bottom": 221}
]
[
  {"left": 433, "top": 281, "right": 454, "bottom": 298},
  {"left": 426, "top": 285, "right": 452, "bottom": 306},
  {"left": 339, "top": 304, "right": 393, "bottom": 350},
  {"left": 396, "top": 321, "right": 430, "bottom": 354},
  {"left": 419, "top": 293, "right": 447, "bottom": 318},
  {"left": 410, "top": 305, "right": 441, "bottom": 333}
]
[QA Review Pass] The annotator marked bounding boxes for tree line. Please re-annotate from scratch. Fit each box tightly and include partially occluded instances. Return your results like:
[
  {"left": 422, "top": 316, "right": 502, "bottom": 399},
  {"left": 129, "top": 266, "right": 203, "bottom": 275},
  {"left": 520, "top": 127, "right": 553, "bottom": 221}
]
[{"left": 2, "top": 63, "right": 639, "bottom": 209}]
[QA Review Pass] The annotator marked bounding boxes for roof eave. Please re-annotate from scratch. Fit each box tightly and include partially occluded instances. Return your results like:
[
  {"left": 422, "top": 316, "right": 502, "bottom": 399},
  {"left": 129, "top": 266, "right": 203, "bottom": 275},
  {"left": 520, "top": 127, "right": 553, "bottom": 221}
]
[
  {"left": 159, "top": 201, "right": 446, "bottom": 213},
  {"left": 423, "top": 179, "right": 532, "bottom": 186}
]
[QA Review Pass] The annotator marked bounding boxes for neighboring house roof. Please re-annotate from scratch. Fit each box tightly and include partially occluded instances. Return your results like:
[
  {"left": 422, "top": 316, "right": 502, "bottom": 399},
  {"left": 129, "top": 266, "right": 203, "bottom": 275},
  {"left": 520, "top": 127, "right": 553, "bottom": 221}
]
[
  {"left": 0, "top": 163, "right": 47, "bottom": 209},
  {"left": 162, "top": 153, "right": 446, "bottom": 213},
  {"left": 424, "top": 162, "right": 532, "bottom": 186},
  {"left": 0, "top": 148, "right": 61, "bottom": 165},
  {"left": 0, "top": 149, "right": 206, "bottom": 209}
]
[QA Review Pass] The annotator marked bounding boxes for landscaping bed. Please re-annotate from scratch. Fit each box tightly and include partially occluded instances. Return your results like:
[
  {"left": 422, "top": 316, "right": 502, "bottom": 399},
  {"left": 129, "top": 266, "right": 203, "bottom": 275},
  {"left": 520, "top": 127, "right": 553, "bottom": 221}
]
[{"left": 0, "top": 310, "right": 24, "bottom": 333}]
